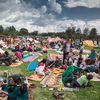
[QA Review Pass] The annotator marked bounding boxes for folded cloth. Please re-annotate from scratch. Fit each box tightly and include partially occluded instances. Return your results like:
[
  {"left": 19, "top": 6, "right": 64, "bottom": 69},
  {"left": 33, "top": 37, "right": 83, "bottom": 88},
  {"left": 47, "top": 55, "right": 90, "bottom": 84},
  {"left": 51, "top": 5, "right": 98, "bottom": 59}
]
[{"left": 52, "top": 68, "right": 64, "bottom": 75}]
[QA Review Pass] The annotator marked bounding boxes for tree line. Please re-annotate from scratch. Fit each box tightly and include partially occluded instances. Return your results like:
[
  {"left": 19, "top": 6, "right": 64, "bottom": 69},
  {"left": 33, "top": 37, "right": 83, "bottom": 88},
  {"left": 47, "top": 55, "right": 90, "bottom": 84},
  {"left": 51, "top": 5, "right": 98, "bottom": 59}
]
[{"left": 0, "top": 25, "right": 99, "bottom": 40}]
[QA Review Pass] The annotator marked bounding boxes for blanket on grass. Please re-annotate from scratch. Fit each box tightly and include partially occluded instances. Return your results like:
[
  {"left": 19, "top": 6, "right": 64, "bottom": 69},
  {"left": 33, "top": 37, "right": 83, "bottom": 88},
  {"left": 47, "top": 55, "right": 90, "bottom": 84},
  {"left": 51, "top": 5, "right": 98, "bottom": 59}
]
[
  {"left": 48, "top": 54, "right": 62, "bottom": 61},
  {"left": 28, "top": 74, "right": 44, "bottom": 82},
  {"left": 23, "top": 55, "right": 39, "bottom": 62},
  {"left": 40, "top": 73, "right": 59, "bottom": 87},
  {"left": 87, "top": 73, "right": 100, "bottom": 81},
  {"left": 10, "top": 61, "right": 23, "bottom": 67}
]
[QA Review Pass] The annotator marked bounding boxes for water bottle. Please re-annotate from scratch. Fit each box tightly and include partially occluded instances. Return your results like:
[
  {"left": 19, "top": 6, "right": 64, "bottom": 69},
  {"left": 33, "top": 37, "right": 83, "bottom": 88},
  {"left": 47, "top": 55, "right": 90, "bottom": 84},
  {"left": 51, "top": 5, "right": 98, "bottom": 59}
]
[{"left": 57, "top": 79, "right": 62, "bottom": 92}]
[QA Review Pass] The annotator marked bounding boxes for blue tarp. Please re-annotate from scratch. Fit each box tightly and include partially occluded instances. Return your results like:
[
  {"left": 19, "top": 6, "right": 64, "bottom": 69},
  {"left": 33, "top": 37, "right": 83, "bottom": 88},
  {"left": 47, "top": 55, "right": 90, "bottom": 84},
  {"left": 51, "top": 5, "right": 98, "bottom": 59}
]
[{"left": 27, "top": 61, "right": 38, "bottom": 71}]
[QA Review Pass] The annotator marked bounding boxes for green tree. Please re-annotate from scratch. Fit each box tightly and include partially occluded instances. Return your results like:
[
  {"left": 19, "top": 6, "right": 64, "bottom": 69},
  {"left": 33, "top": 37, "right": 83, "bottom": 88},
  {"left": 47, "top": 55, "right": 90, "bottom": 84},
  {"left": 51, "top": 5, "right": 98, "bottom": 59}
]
[
  {"left": 30, "top": 31, "right": 38, "bottom": 36},
  {"left": 89, "top": 28, "right": 97, "bottom": 39},
  {"left": 76, "top": 28, "right": 82, "bottom": 39},
  {"left": 65, "top": 27, "right": 72, "bottom": 38},
  {"left": 4, "top": 26, "right": 16, "bottom": 36},
  {"left": 19, "top": 28, "right": 29, "bottom": 35},
  {"left": 83, "top": 28, "right": 89, "bottom": 35},
  {"left": 0, "top": 25, "right": 4, "bottom": 34}
]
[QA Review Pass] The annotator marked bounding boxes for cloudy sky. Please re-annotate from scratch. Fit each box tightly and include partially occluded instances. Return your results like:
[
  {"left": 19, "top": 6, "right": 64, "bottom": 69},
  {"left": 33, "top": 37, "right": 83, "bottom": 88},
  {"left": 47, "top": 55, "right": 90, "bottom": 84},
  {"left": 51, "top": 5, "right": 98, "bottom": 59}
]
[{"left": 0, "top": 0, "right": 100, "bottom": 33}]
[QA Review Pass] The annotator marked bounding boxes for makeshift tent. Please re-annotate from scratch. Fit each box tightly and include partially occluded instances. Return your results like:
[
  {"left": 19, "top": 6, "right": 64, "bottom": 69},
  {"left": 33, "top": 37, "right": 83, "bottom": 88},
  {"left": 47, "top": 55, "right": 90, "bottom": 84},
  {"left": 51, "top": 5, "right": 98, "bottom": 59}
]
[
  {"left": 27, "top": 38, "right": 33, "bottom": 42},
  {"left": 53, "top": 37, "right": 62, "bottom": 42},
  {"left": 14, "top": 38, "right": 20, "bottom": 41},
  {"left": 83, "top": 40, "right": 94, "bottom": 47},
  {"left": 47, "top": 37, "right": 62, "bottom": 43}
]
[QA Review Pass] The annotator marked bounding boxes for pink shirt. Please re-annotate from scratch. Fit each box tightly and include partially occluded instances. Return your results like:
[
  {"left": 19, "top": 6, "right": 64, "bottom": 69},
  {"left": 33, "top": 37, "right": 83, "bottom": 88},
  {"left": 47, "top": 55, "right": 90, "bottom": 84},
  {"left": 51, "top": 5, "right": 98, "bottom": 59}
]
[{"left": 15, "top": 51, "right": 22, "bottom": 60}]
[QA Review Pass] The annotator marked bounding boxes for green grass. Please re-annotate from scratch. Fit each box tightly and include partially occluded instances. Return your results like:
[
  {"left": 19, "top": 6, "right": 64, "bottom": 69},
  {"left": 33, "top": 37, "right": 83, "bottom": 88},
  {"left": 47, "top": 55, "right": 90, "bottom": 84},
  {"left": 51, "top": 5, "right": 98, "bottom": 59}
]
[{"left": 0, "top": 50, "right": 100, "bottom": 100}]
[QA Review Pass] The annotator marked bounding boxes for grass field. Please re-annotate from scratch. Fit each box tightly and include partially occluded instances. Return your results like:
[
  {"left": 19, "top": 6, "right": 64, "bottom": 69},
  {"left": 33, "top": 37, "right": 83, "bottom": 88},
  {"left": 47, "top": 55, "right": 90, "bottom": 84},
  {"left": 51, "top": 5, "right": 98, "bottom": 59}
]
[{"left": 0, "top": 50, "right": 100, "bottom": 100}]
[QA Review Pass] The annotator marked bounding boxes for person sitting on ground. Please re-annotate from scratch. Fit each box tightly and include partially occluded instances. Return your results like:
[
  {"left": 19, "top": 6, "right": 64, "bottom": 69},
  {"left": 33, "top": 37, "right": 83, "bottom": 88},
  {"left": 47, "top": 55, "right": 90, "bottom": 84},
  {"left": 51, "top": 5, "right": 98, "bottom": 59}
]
[
  {"left": 62, "top": 65, "right": 81, "bottom": 86},
  {"left": 15, "top": 44, "right": 20, "bottom": 51},
  {"left": 41, "top": 44, "right": 47, "bottom": 53},
  {"left": 15, "top": 51, "right": 23, "bottom": 61},
  {"left": 71, "top": 74, "right": 93, "bottom": 88},
  {"left": 35, "top": 59, "right": 47, "bottom": 76},
  {"left": 88, "top": 49, "right": 97, "bottom": 62},
  {"left": 77, "top": 54, "right": 83, "bottom": 67},
  {"left": 7, "top": 74, "right": 28, "bottom": 100},
  {"left": 53, "top": 56, "right": 62, "bottom": 68},
  {"left": 0, "top": 51, "right": 12, "bottom": 65},
  {"left": 27, "top": 44, "right": 33, "bottom": 52}
]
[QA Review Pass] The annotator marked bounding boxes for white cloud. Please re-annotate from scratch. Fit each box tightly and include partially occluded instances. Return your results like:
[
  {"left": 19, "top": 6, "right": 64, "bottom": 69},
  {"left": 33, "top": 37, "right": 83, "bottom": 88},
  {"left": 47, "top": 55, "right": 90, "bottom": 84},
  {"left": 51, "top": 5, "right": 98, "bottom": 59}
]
[
  {"left": 38, "top": 5, "right": 47, "bottom": 14},
  {"left": 1, "top": 14, "right": 100, "bottom": 34},
  {"left": 0, "top": 0, "right": 100, "bottom": 34},
  {"left": 64, "top": 0, "right": 100, "bottom": 8},
  {"left": 48, "top": 0, "right": 62, "bottom": 14}
]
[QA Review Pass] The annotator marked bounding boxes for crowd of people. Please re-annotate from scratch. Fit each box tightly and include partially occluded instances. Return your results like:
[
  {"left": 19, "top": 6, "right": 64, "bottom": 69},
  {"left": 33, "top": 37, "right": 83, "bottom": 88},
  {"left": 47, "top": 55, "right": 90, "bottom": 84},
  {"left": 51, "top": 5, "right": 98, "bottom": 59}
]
[{"left": 0, "top": 36, "right": 100, "bottom": 100}]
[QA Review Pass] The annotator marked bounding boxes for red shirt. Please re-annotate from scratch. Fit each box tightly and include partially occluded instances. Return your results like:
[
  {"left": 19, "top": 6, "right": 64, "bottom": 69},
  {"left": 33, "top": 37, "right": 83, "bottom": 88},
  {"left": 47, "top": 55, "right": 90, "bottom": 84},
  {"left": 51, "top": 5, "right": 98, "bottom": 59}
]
[{"left": 15, "top": 45, "right": 19, "bottom": 50}]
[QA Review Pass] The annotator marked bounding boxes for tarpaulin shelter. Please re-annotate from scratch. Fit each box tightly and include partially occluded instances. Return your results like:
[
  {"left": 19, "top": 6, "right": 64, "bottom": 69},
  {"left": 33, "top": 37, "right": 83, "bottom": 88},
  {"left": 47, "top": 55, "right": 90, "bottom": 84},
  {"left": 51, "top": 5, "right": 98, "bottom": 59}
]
[
  {"left": 27, "top": 38, "right": 33, "bottom": 42},
  {"left": 47, "top": 37, "right": 62, "bottom": 43},
  {"left": 14, "top": 38, "right": 20, "bottom": 41},
  {"left": 83, "top": 40, "right": 94, "bottom": 47}
]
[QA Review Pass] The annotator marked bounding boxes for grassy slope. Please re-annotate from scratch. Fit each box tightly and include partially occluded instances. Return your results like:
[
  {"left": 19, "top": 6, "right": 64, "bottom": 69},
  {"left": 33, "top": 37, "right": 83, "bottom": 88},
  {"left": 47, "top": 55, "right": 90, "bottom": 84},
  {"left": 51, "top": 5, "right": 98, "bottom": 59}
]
[{"left": 0, "top": 50, "right": 100, "bottom": 100}]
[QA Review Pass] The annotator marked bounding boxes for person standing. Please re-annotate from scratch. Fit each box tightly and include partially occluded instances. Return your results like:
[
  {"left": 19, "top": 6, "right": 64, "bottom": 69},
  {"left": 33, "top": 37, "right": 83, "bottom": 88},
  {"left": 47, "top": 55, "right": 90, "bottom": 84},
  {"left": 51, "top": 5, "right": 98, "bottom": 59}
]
[{"left": 63, "top": 40, "right": 71, "bottom": 64}]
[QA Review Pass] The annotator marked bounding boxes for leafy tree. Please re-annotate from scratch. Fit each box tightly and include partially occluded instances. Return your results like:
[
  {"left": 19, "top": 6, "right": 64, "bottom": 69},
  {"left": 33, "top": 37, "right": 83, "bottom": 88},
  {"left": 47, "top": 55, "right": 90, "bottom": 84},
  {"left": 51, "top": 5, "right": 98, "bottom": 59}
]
[
  {"left": 30, "top": 31, "right": 38, "bottom": 36},
  {"left": 4, "top": 26, "right": 16, "bottom": 37},
  {"left": 76, "top": 28, "right": 82, "bottom": 39},
  {"left": 0, "top": 25, "right": 3, "bottom": 34},
  {"left": 89, "top": 28, "right": 97, "bottom": 39},
  {"left": 83, "top": 28, "right": 89, "bottom": 35},
  {"left": 19, "top": 28, "right": 29, "bottom": 35},
  {"left": 65, "top": 27, "right": 72, "bottom": 38}
]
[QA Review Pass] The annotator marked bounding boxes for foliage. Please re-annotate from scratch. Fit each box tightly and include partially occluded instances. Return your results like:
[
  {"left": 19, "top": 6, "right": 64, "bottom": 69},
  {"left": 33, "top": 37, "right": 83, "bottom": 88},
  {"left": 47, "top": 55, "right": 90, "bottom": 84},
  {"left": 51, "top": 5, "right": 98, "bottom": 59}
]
[
  {"left": 19, "top": 28, "right": 29, "bottom": 35},
  {"left": 0, "top": 25, "right": 4, "bottom": 34},
  {"left": 0, "top": 25, "right": 99, "bottom": 40},
  {"left": 88, "top": 28, "right": 97, "bottom": 39},
  {"left": 3, "top": 26, "right": 16, "bottom": 37}
]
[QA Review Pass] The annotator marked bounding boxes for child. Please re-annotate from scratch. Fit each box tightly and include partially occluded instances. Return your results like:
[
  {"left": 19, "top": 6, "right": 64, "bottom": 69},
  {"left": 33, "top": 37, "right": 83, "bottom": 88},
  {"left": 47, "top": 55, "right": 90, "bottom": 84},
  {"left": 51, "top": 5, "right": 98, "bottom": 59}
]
[
  {"left": 71, "top": 74, "right": 93, "bottom": 88},
  {"left": 35, "top": 59, "right": 47, "bottom": 76}
]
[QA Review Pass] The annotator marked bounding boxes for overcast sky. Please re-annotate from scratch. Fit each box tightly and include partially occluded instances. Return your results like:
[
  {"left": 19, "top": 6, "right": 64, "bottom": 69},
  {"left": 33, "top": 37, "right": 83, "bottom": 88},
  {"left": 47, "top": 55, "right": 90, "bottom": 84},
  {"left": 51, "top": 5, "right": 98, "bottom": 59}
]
[{"left": 0, "top": 0, "right": 100, "bottom": 33}]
